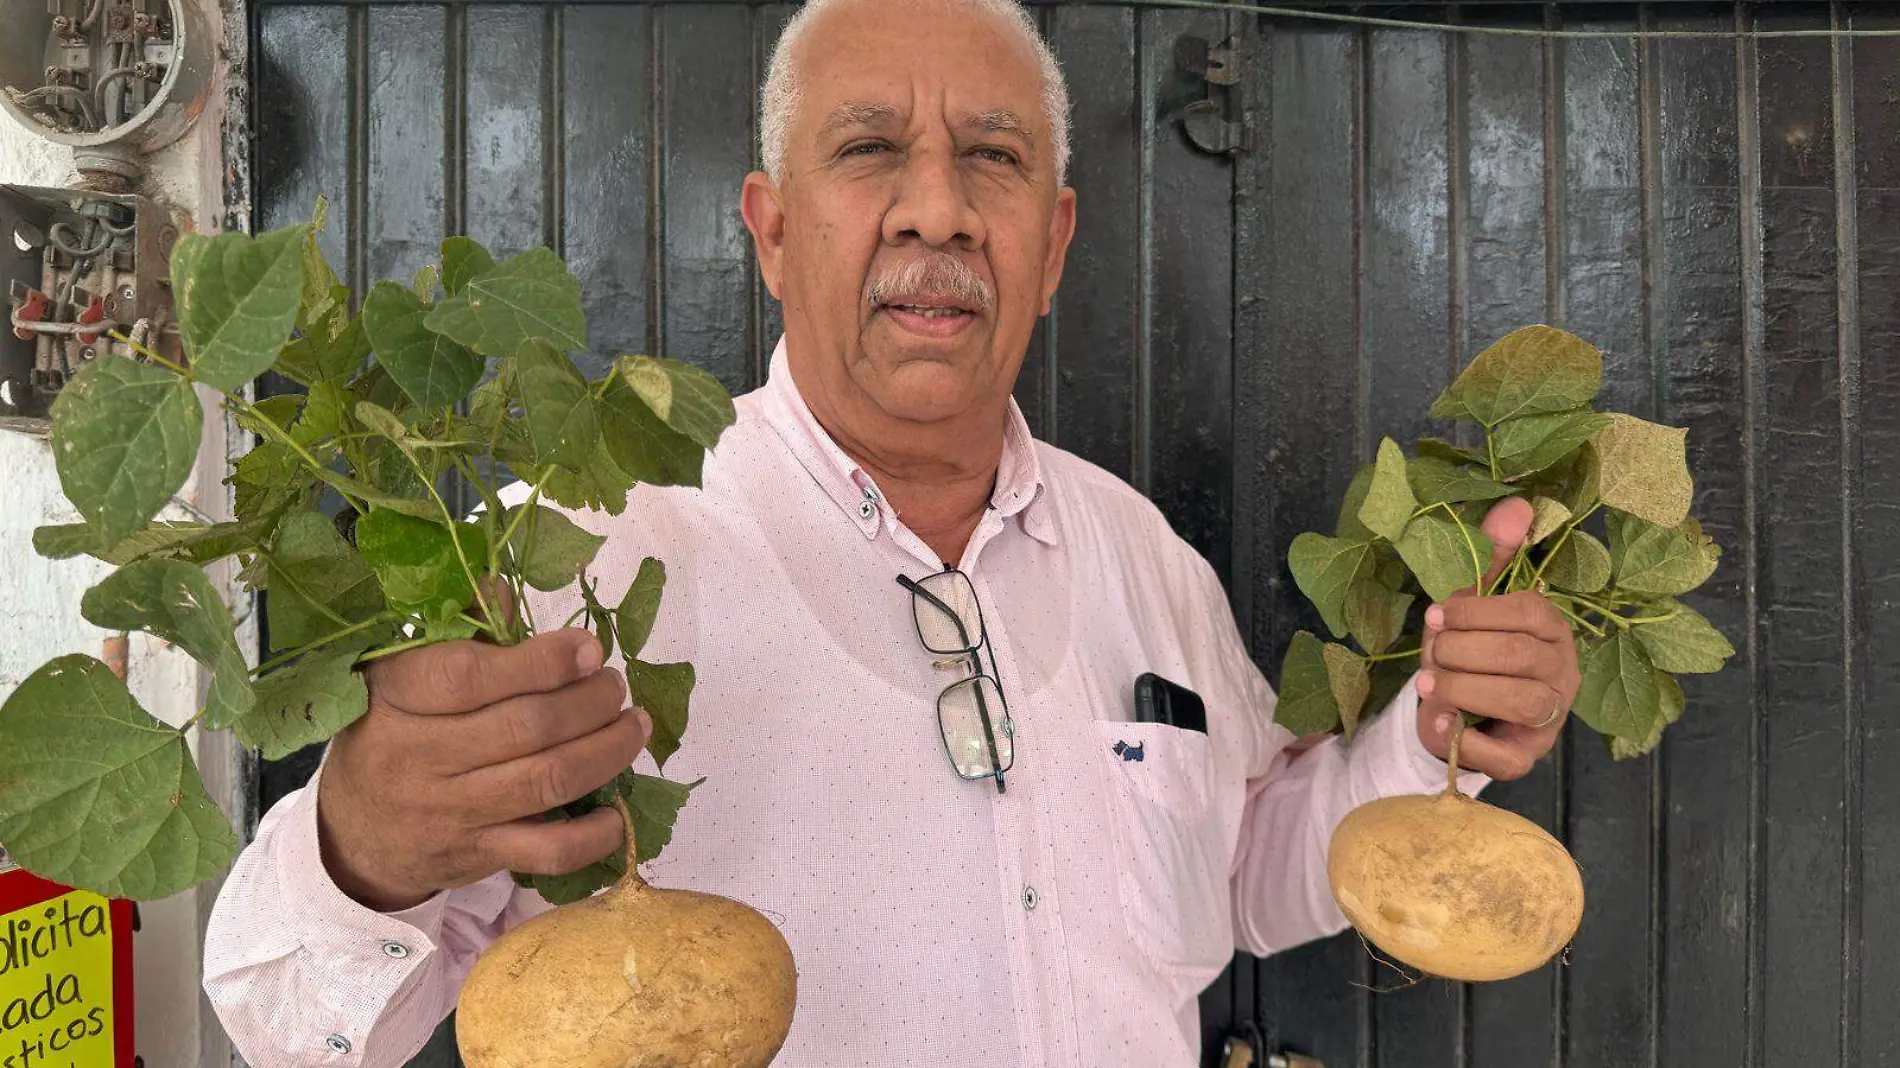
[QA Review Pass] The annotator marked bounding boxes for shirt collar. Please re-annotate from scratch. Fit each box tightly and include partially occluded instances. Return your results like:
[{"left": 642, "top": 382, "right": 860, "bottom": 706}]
[{"left": 756, "top": 337, "right": 1058, "bottom": 547}]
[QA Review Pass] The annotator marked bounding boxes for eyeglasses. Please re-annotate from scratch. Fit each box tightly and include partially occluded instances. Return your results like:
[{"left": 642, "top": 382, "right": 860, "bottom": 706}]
[{"left": 896, "top": 569, "right": 1014, "bottom": 794}]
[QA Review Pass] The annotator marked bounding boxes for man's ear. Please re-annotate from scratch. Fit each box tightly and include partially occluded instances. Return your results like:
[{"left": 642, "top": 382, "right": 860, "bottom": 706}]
[
  {"left": 1040, "top": 186, "right": 1078, "bottom": 317},
  {"left": 742, "top": 171, "right": 788, "bottom": 301}
]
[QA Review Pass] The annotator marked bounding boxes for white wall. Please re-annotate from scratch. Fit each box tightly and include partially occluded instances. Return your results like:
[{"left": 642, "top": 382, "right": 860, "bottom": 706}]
[{"left": 1, "top": 8, "right": 245, "bottom": 1064}]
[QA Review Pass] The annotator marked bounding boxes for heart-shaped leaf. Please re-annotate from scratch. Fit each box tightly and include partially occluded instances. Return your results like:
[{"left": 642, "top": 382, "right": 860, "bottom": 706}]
[
  {"left": 615, "top": 356, "right": 737, "bottom": 450},
  {"left": 1273, "top": 631, "right": 1343, "bottom": 736},
  {"left": 354, "top": 510, "right": 489, "bottom": 624},
  {"left": 267, "top": 510, "right": 386, "bottom": 649},
  {"left": 1287, "top": 534, "right": 1374, "bottom": 639},
  {"left": 628, "top": 659, "right": 695, "bottom": 771},
  {"left": 1584, "top": 414, "right": 1694, "bottom": 528},
  {"left": 1358, "top": 438, "right": 1419, "bottom": 542},
  {"left": 1429, "top": 324, "right": 1605, "bottom": 427},
  {"left": 599, "top": 375, "right": 705, "bottom": 488},
  {"left": 1572, "top": 631, "right": 1662, "bottom": 742},
  {"left": 1610, "top": 671, "right": 1683, "bottom": 761},
  {"left": 1396, "top": 514, "right": 1493, "bottom": 603},
  {"left": 0, "top": 655, "right": 237, "bottom": 900},
  {"left": 80, "top": 559, "right": 254, "bottom": 730},
  {"left": 1543, "top": 529, "right": 1612, "bottom": 594},
  {"left": 616, "top": 558, "right": 667, "bottom": 660},
  {"left": 506, "top": 504, "right": 607, "bottom": 592},
  {"left": 50, "top": 356, "right": 203, "bottom": 549},
  {"left": 1607, "top": 512, "right": 1721, "bottom": 596},
  {"left": 1344, "top": 576, "right": 1413, "bottom": 656},
  {"left": 362, "top": 281, "right": 485, "bottom": 410},
  {"left": 424, "top": 247, "right": 587, "bottom": 357},
  {"left": 1493, "top": 409, "right": 1614, "bottom": 481},
  {"left": 1408, "top": 456, "right": 1515, "bottom": 506},
  {"left": 1323, "top": 643, "right": 1371, "bottom": 739},
  {"left": 442, "top": 236, "right": 499, "bottom": 296},
  {"left": 170, "top": 224, "right": 307, "bottom": 391},
  {"left": 505, "top": 341, "right": 600, "bottom": 471},
  {"left": 1529, "top": 496, "right": 1572, "bottom": 545},
  {"left": 236, "top": 636, "right": 378, "bottom": 760},
  {"left": 1631, "top": 599, "right": 1734, "bottom": 673}
]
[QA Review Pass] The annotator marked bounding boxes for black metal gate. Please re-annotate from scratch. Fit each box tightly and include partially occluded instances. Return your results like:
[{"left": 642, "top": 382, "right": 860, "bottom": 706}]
[{"left": 248, "top": 2, "right": 1900, "bottom": 1065}]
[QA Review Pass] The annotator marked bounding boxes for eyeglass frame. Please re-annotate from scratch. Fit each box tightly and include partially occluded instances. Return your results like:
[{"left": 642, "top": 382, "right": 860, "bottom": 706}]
[{"left": 896, "top": 568, "right": 1014, "bottom": 794}]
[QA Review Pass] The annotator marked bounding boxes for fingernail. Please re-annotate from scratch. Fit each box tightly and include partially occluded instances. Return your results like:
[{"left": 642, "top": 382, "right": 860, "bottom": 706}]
[
  {"left": 635, "top": 706, "right": 654, "bottom": 742},
  {"left": 1436, "top": 712, "right": 1454, "bottom": 735},
  {"left": 1426, "top": 605, "right": 1446, "bottom": 630},
  {"left": 1416, "top": 671, "right": 1437, "bottom": 697},
  {"left": 575, "top": 636, "right": 604, "bottom": 674}
]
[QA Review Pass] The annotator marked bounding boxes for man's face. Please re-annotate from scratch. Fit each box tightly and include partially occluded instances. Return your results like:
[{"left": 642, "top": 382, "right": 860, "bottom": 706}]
[{"left": 743, "top": 0, "right": 1076, "bottom": 430}]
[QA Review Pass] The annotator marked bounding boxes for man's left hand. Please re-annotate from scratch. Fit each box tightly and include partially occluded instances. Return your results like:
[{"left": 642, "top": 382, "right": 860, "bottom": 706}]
[{"left": 1415, "top": 496, "right": 1581, "bottom": 780}]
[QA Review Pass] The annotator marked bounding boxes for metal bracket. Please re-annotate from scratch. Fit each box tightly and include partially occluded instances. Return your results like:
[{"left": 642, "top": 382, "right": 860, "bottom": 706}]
[
  {"left": 1175, "top": 32, "right": 1251, "bottom": 158},
  {"left": 1223, "top": 1022, "right": 1325, "bottom": 1068}
]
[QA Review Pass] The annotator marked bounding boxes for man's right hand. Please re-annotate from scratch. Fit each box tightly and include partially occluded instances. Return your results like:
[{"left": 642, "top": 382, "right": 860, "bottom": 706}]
[{"left": 316, "top": 628, "right": 649, "bottom": 912}]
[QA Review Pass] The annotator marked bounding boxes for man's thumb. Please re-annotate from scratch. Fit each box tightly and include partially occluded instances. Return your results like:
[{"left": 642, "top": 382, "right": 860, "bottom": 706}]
[{"left": 1478, "top": 495, "right": 1535, "bottom": 590}]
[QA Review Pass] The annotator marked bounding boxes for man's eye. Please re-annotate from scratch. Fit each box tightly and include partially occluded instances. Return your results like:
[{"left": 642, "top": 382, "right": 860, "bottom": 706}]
[
  {"left": 972, "top": 147, "right": 1019, "bottom": 166},
  {"left": 843, "top": 142, "right": 889, "bottom": 158}
]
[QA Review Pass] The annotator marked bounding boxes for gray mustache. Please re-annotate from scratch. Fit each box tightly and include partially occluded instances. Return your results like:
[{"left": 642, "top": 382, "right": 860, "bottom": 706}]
[{"left": 865, "top": 254, "right": 994, "bottom": 312}]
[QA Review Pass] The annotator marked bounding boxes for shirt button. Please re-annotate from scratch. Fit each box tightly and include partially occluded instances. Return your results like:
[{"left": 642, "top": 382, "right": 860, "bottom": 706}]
[
  {"left": 858, "top": 500, "right": 875, "bottom": 519},
  {"left": 325, "top": 1034, "right": 353, "bottom": 1055},
  {"left": 1022, "top": 885, "right": 1038, "bottom": 911},
  {"left": 380, "top": 939, "right": 410, "bottom": 960}
]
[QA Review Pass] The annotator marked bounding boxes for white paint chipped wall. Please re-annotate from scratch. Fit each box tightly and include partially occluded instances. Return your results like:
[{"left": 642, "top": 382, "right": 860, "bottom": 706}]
[{"left": 1, "top": 7, "right": 244, "bottom": 1063}]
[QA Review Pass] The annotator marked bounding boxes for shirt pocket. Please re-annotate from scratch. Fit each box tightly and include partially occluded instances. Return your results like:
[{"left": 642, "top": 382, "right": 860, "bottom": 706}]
[{"left": 1091, "top": 719, "right": 1232, "bottom": 981}]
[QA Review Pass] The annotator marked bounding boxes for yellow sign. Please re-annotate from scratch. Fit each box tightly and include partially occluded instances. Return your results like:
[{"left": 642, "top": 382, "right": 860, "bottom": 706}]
[{"left": 0, "top": 889, "right": 115, "bottom": 1068}]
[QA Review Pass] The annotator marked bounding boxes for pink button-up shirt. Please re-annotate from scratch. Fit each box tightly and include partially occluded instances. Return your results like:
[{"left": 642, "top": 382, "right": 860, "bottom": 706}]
[{"left": 202, "top": 341, "right": 1482, "bottom": 1068}]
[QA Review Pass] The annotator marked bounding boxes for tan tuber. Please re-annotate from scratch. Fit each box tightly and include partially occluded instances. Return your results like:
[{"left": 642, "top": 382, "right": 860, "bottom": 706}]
[
  {"left": 1326, "top": 720, "right": 1584, "bottom": 983},
  {"left": 456, "top": 799, "right": 798, "bottom": 1068}
]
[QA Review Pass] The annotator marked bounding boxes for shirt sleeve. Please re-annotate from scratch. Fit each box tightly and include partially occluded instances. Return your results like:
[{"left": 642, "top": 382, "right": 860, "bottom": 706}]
[{"left": 201, "top": 758, "right": 552, "bottom": 1068}]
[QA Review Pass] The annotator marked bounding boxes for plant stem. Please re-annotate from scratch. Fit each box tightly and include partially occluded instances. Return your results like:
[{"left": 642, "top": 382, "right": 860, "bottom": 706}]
[
  {"left": 252, "top": 613, "right": 396, "bottom": 677},
  {"left": 1365, "top": 646, "right": 1422, "bottom": 663},
  {"left": 354, "top": 635, "right": 438, "bottom": 664},
  {"left": 1528, "top": 502, "right": 1602, "bottom": 588},
  {"left": 1623, "top": 605, "right": 1682, "bottom": 626},
  {"left": 1431, "top": 501, "right": 1488, "bottom": 590},
  {"left": 1548, "top": 596, "right": 1607, "bottom": 638},
  {"left": 1446, "top": 715, "right": 1466, "bottom": 796},
  {"left": 613, "top": 794, "right": 646, "bottom": 890},
  {"left": 457, "top": 612, "right": 502, "bottom": 638},
  {"left": 253, "top": 548, "right": 354, "bottom": 631},
  {"left": 1484, "top": 425, "right": 1502, "bottom": 482}
]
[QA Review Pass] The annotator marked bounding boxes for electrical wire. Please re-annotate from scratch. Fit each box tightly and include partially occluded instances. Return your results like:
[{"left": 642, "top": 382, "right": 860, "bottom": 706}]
[{"left": 1101, "top": 0, "right": 1900, "bottom": 40}]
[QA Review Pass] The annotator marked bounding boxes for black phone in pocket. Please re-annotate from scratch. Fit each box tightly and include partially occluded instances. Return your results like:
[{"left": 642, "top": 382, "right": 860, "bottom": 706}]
[{"left": 1133, "top": 672, "right": 1208, "bottom": 735}]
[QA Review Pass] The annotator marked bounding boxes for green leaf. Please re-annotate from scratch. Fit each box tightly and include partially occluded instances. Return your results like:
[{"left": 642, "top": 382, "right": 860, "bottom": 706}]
[
  {"left": 1323, "top": 644, "right": 1372, "bottom": 739},
  {"left": 34, "top": 520, "right": 255, "bottom": 567},
  {"left": 362, "top": 282, "right": 486, "bottom": 410},
  {"left": 50, "top": 356, "right": 203, "bottom": 548},
  {"left": 1607, "top": 512, "right": 1722, "bottom": 596},
  {"left": 628, "top": 659, "right": 695, "bottom": 771},
  {"left": 541, "top": 438, "right": 635, "bottom": 516},
  {"left": 1429, "top": 324, "right": 1605, "bottom": 426},
  {"left": 1343, "top": 577, "right": 1413, "bottom": 656},
  {"left": 1334, "top": 464, "right": 1377, "bottom": 542},
  {"left": 295, "top": 379, "right": 352, "bottom": 444},
  {"left": 442, "top": 236, "right": 499, "bottom": 296},
  {"left": 1377, "top": 558, "right": 1411, "bottom": 593},
  {"left": 80, "top": 559, "right": 254, "bottom": 730},
  {"left": 599, "top": 375, "right": 705, "bottom": 488},
  {"left": 0, "top": 655, "right": 238, "bottom": 900},
  {"left": 170, "top": 225, "right": 307, "bottom": 391},
  {"left": 1416, "top": 438, "right": 1489, "bottom": 467},
  {"left": 266, "top": 510, "right": 386, "bottom": 649},
  {"left": 280, "top": 286, "right": 374, "bottom": 387},
  {"left": 348, "top": 362, "right": 417, "bottom": 424},
  {"left": 354, "top": 400, "right": 411, "bottom": 446},
  {"left": 1529, "top": 496, "right": 1572, "bottom": 546},
  {"left": 505, "top": 504, "right": 606, "bottom": 592},
  {"left": 1583, "top": 413, "right": 1695, "bottom": 528},
  {"left": 231, "top": 441, "right": 309, "bottom": 527},
  {"left": 616, "top": 558, "right": 667, "bottom": 661},
  {"left": 1572, "top": 631, "right": 1663, "bottom": 742},
  {"left": 298, "top": 202, "right": 340, "bottom": 333},
  {"left": 1358, "top": 438, "right": 1419, "bottom": 542},
  {"left": 615, "top": 356, "right": 737, "bottom": 451},
  {"left": 1287, "top": 534, "right": 1374, "bottom": 639},
  {"left": 1543, "top": 529, "right": 1612, "bottom": 594},
  {"left": 1273, "top": 632, "right": 1343, "bottom": 736},
  {"left": 1609, "top": 673, "right": 1684, "bottom": 760},
  {"left": 238, "top": 395, "right": 305, "bottom": 437},
  {"left": 505, "top": 341, "right": 599, "bottom": 470},
  {"left": 235, "top": 637, "right": 377, "bottom": 760},
  {"left": 1631, "top": 600, "right": 1734, "bottom": 673},
  {"left": 515, "top": 772, "right": 702, "bottom": 904},
  {"left": 1407, "top": 456, "right": 1516, "bottom": 505},
  {"left": 354, "top": 510, "right": 489, "bottom": 623},
  {"left": 423, "top": 247, "right": 587, "bottom": 357},
  {"left": 412, "top": 264, "right": 441, "bottom": 303},
  {"left": 1396, "top": 514, "right": 1493, "bottom": 603},
  {"left": 1492, "top": 409, "right": 1614, "bottom": 481}
]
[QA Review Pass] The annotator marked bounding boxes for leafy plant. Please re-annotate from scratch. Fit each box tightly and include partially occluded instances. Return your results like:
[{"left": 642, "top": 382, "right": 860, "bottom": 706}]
[
  {"left": 1274, "top": 325, "right": 1734, "bottom": 759},
  {"left": 0, "top": 200, "right": 734, "bottom": 904}
]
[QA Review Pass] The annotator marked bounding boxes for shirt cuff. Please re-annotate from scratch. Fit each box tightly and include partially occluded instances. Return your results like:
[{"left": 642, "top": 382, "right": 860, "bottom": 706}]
[
  {"left": 1361, "top": 674, "right": 1491, "bottom": 797},
  {"left": 276, "top": 760, "right": 451, "bottom": 994}
]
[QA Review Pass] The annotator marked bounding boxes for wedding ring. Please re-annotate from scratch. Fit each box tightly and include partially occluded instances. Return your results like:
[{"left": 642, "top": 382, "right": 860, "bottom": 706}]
[{"left": 1535, "top": 703, "right": 1563, "bottom": 729}]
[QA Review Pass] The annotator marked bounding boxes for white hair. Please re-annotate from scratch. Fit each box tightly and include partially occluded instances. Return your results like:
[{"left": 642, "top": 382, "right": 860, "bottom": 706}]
[{"left": 760, "top": 0, "right": 1072, "bottom": 187}]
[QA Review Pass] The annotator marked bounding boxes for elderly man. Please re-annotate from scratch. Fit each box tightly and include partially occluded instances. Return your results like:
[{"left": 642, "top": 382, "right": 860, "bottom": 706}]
[{"left": 202, "top": 0, "right": 1577, "bottom": 1064}]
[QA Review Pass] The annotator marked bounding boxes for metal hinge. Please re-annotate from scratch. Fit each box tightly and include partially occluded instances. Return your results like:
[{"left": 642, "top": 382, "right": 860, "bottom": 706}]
[{"left": 1174, "top": 32, "right": 1251, "bottom": 157}]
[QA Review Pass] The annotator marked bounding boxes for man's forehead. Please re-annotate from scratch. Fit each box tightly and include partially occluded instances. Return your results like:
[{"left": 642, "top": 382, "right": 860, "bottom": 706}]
[
  {"left": 817, "top": 100, "right": 1036, "bottom": 137},
  {"left": 794, "top": 0, "right": 1046, "bottom": 118}
]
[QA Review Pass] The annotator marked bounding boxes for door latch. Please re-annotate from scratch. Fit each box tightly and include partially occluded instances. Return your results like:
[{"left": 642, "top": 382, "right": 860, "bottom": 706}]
[{"left": 1174, "top": 32, "right": 1250, "bottom": 157}]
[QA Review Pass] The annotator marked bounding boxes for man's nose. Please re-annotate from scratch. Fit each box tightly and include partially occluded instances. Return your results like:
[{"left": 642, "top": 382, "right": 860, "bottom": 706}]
[{"left": 882, "top": 145, "right": 986, "bottom": 250}]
